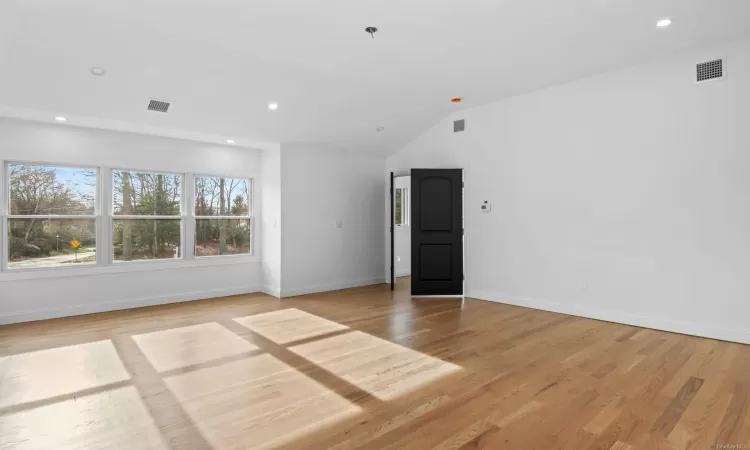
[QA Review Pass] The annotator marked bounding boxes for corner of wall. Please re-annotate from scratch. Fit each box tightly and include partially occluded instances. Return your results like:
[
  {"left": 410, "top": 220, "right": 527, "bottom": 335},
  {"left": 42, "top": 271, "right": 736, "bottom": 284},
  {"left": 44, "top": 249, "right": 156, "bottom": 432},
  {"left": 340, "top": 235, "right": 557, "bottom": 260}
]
[
  {"left": 262, "top": 285, "right": 282, "bottom": 298},
  {"left": 278, "top": 142, "right": 386, "bottom": 294}
]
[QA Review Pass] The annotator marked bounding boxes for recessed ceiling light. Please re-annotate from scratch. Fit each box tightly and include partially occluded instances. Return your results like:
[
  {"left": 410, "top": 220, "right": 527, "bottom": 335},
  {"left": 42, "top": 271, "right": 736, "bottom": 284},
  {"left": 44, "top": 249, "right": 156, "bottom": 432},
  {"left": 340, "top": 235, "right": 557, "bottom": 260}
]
[
  {"left": 226, "top": 139, "right": 235, "bottom": 144},
  {"left": 376, "top": 126, "right": 385, "bottom": 132},
  {"left": 268, "top": 102, "right": 279, "bottom": 111},
  {"left": 451, "top": 97, "right": 462, "bottom": 103},
  {"left": 54, "top": 116, "right": 67, "bottom": 122},
  {"left": 656, "top": 18, "right": 672, "bottom": 28},
  {"left": 90, "top": 67, "right": 106, "bottom": 76}
]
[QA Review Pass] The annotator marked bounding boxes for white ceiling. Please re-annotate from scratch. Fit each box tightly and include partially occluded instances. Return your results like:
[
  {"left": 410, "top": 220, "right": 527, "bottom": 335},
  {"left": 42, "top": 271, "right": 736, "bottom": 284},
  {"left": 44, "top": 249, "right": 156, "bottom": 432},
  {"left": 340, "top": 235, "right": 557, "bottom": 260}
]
[{"left": 1, "top": 0, "right": 749, "bottom": 152}]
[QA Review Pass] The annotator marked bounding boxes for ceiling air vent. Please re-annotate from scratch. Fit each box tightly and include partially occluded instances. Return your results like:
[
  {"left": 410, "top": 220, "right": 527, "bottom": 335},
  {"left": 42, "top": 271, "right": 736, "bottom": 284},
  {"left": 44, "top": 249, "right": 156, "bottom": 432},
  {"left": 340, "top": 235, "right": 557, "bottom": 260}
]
[
  {"left": 147, "top": 99, "right": 171, "bottom": 113},
  {"left": 696, "top": 58, "right": 725, "bottom": 83},
  {"left": 454, "top": 119, "right": 465, "bottom": 133}
]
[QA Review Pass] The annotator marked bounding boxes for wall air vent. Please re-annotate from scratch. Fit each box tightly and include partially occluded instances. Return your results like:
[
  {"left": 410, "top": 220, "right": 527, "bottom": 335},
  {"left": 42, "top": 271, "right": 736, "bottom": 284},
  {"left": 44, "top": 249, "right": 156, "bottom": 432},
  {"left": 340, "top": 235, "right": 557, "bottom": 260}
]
[
  {"left": 147, "top": 99, "right": 171, "bottom": 112},
  {"left": 696, "top": 58, "right": 725, "bottom": 83},
  {"left": 454, "top": 119, "right": 465, "bottom": 133}
]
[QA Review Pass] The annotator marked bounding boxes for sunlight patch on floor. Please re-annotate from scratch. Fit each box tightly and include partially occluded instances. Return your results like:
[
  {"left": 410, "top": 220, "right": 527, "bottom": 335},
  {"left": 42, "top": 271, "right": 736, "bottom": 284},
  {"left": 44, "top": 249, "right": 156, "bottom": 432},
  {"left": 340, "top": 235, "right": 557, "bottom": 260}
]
[
  {"left": 0, "top": 385, "right": 168, "bottom": 450},
  {"left": 0, "top": 340, "right": 130, "bottom": 409},
  {"left": 164, "top": 353, "right": 361, "bottom": 449},
  {"left": 290, "top": 331, "right": 462, "bottom": 400},
  {"left": 233, "top": 308, "right": 349, "bottom": 344},
  {"left": 132, "top": 322, "right": 258, "bottom": 372}
]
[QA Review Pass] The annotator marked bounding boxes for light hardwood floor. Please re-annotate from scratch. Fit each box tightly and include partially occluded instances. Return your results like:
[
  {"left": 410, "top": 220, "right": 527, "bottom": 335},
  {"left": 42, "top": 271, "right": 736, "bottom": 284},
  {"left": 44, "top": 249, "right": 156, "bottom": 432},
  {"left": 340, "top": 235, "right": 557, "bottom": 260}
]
[{"left": 1, "top": 279, "right": 749, "bottom": 449}]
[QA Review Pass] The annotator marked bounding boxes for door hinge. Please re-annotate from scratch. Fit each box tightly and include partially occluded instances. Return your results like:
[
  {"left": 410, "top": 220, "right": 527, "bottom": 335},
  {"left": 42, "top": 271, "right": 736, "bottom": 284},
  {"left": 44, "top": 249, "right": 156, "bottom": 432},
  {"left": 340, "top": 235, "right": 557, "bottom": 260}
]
[
  {"left": 462, "top": 273, "right": 465, "bottom": 280},
  {"left": 462, "top": 182, "right": 464, "bottom": 188}
]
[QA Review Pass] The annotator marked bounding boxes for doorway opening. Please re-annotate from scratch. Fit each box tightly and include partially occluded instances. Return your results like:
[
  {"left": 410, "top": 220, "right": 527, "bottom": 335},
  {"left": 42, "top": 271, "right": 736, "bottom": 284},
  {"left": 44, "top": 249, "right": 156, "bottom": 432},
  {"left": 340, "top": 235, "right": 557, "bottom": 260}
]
[
  {"left": 389, "top": 169, "right": 464, "bottom": 296},
  {"left": 393, "top": 175, "right": 411, "bottom": 289}
]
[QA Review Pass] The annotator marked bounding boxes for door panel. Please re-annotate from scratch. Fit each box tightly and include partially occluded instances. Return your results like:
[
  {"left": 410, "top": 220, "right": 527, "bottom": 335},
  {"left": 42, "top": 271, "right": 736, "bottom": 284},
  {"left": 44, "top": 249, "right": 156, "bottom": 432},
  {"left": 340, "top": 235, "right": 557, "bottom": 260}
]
[
  {"left": 419, "top": 244, "right": 453, "bottom": 280},
  {"left": 419, "top": 177, "right": 453, "bottom": 231},
  {"left": 411, "top": 169, "right": 463, "bottom": 296}
]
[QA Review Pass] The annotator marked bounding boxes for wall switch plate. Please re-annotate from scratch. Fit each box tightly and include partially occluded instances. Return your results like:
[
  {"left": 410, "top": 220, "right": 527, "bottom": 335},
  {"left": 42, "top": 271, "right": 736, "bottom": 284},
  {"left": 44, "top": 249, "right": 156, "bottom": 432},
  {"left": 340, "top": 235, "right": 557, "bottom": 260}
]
[{"left": 335, "top": 220, "right": 343, "bottom": 229}]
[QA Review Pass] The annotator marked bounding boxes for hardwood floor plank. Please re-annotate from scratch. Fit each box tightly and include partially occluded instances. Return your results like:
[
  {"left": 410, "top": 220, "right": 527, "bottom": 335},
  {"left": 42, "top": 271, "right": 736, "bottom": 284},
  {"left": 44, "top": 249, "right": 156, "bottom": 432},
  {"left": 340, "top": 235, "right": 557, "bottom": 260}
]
[
  {"left": 667, "top": 374, "right": 733, "bottom": 449},
  {"left": 1, "top": 280, "right": 749, "bottom": 449},
  {"left": 584, "top": 392, "right": 626, "bottom": 435},
  {"left": 651, "top": 376, "right": 705, "bottom": 436},
  {"left": 659, "top": 343, "right": 714, "bottom": 398},
  {"left": 714, "top": 382, "right": 749, "bottom": 445},
  {"left": 110, "top": 333, "right": 215, "bottom": 450},
  {"left": 609, "top": 441, "right": 635, "bottom": 450},
  {"left": 456, "top": 426, "right": 502, "bottom": 449}
]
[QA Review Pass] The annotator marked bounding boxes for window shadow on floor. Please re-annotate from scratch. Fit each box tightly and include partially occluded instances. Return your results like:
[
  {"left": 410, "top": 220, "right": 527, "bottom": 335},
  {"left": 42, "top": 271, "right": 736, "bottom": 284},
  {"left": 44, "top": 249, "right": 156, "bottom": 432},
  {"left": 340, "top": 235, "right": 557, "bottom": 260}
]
[{"left": 0, "top": 300, "right": 468, "bottom": 449}]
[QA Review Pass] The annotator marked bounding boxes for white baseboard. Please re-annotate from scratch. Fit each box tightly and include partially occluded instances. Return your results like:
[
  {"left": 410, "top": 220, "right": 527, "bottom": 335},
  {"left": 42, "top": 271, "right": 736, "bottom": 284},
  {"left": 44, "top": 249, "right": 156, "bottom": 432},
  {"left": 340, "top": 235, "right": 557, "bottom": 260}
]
[
  {"left": 396, "top": 271, "right": 411, "bottom": 278},
  {"left": 467, "top": 289, "right": 750, "bottom": 345},
  {"left": 282, "top": 277, "right": 385, "bottom": 298},
  {"left": 0, "top": 285, "right": 262, "bottom": 325}
]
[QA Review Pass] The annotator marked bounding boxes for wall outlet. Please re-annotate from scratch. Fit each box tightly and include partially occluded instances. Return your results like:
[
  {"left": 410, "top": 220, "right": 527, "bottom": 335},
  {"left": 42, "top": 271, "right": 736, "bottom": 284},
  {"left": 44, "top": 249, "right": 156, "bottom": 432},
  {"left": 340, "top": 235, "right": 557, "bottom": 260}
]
[
  {"left": 580, "top": 283, "right": 588, "bottom": 293},
  {"left": 335, "top": 220, "right": 343, "bottom": 229},
  {"left": 397, "top": 256, "right": 401, "bottom": 262}
]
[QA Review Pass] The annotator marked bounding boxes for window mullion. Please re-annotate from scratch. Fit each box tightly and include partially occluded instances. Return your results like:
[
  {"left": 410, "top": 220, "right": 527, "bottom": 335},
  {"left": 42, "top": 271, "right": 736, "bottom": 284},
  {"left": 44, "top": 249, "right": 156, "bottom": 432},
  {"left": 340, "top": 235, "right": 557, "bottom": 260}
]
[
  {"left": 6, "top": 214, "right": 99, "bottom": 220},
  {"left": 251, "top": 178, "right": 257, "bottom": 258},
  {"left": 184, "top": 173, "right": 195, "bottom": 261},
  {"left": 1, "top": 160, "right": 6, "bottom": 272},
  {"left": 0, "top": 216, "right": 7, "bottom": 273},
  {"left": 100, "top": 168, "right": 113, "bottom": 266},
  {"left": 195, "top": 216, "right": 251, "bottom": 220},
  {"left": 114, "top": 215, "right": 183, "bottom": 220}
]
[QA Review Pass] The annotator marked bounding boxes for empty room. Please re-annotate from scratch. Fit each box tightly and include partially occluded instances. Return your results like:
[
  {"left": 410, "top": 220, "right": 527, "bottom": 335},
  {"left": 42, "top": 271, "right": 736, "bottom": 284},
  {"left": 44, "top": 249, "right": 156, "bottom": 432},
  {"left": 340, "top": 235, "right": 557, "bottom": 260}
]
[{"left": 1, "top": 1, "right": 749, "bottom": 449}]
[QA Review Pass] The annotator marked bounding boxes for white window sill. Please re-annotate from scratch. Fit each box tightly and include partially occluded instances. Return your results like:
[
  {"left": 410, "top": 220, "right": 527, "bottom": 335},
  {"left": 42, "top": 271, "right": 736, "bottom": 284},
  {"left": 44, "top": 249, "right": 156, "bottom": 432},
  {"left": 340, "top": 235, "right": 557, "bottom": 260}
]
[{"left": 0, "top": 255, "right": 260, "bottom": 282}]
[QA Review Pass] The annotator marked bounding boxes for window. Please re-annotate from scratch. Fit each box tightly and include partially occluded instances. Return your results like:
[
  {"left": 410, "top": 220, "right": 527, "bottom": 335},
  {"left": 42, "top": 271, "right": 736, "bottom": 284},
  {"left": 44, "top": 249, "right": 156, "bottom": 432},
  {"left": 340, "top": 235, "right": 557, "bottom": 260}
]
[
  {"left": 395, "top": 187, "right": 409, "bottom": 226},
  {"left": 194, "top": 176, "right": 252, "bottom": 257},
  {"left": 1, "top": 160, "right": 256, "bottom": 273},
  {"left": 5, "top": 163, "right": 98, "bottom": 269},
  {"left": 113, "top": 170, "right": 182, "bottom": 262}
]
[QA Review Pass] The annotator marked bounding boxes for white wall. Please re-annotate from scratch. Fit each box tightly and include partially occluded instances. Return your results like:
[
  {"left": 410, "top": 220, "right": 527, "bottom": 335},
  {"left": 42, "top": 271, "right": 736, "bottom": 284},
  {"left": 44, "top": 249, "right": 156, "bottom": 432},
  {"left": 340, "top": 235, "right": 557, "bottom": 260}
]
[
  {"left": 260, "top": 145, "right": 282, "bottom": 296},
  {"left": 387, "top": 37, "right": 750, "bottom": 344},
  {"left": 0, "top": 118, "right": 264, "bottom": 324},
  {"left": 394, "top": 176, "right": 411, "bottom": 277},
  {"left": 281, "top": 143, "right": 385, "bottom": 296}
]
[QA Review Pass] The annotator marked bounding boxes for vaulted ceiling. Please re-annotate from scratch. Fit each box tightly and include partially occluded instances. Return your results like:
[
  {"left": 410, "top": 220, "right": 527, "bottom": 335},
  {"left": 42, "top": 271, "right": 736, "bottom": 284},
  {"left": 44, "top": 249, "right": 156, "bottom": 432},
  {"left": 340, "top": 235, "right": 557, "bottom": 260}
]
[{"left": 1, "top": 0, "right": 749, "bottom": 152}]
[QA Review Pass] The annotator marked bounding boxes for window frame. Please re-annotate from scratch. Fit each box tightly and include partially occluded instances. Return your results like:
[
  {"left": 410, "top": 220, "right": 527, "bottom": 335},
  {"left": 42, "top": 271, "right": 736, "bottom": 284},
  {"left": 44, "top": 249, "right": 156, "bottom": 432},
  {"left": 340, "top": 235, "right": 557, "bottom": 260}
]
[
  {"left": 193, "top": 174, "right": 254, "bottom": 258},
  {"left": 395, "top": 187, "right": 409, "bottom": 227},
  {"left": 110, "top": 168, "right": 186, "bottom": 264},
  {"left": 0, "top": 160, "right": 259, "bottom": 280},
  {"left": 2, "top": 160, "right": 102, "bottom": 273}
]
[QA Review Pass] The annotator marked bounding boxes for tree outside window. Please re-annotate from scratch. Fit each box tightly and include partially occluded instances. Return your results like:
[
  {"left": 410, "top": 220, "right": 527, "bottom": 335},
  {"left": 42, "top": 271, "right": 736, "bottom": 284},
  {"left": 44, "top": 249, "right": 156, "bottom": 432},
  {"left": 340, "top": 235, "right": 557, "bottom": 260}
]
[
  {"left": 6, "top": 164, "right": 97, "bottom": 269},
  {"left": 194, "top": 176, "right": 252, "bottom": 257},
  {"left": 113, "top": 170, "right": 182, "bottom": 262}
]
